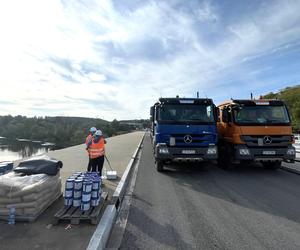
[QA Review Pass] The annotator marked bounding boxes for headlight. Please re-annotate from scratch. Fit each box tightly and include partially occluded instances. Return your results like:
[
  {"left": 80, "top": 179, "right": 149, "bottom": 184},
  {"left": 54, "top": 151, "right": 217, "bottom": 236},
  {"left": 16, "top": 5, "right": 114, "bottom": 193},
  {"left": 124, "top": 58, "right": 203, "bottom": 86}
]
[
  {"left": 159, "top": 148, "right": 169, "bottom": 154},
  {"left": 287, "top": 148, "right": 295, "bottom": 155},
  {"left": 239, "top": 148, "right": 250, "bottom": 155},
  {"left": 207, "top": 146, "right": 217, "bottom": 155}
]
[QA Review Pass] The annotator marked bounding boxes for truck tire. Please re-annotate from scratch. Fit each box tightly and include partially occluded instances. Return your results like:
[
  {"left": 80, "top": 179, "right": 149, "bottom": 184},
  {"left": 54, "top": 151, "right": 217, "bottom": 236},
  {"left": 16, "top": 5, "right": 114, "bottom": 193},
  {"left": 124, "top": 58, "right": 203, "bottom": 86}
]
[
  {"left": 156, "top": 160, "right": 164, "bottom": 172},
  {"left": 262, "top": 161, "right": 281, "bottom": 170}
]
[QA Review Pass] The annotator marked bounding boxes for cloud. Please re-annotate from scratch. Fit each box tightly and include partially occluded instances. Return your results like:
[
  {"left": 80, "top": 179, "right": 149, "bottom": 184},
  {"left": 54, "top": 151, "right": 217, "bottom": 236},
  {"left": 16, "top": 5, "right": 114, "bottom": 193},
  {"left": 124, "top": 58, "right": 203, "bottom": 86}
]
[{"left": 0, "top": 0, "right": 299, "bottom": 120}]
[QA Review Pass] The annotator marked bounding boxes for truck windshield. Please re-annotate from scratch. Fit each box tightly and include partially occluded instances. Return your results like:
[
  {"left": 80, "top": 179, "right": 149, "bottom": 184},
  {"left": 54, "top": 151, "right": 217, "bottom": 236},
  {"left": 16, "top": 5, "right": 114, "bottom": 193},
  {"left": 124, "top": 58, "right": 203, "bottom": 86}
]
[
  {"left": 234, "top": 105, "right": 290, "bottom": 125},
  {"left": 158, "top": 104, "right": 215, "bottom": 123}
]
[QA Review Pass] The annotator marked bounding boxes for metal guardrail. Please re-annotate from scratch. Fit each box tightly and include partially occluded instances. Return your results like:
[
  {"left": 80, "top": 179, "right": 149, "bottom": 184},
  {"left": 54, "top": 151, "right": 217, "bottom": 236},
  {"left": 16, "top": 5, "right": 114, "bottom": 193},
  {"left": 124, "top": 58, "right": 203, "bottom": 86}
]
[{"left": 293, "top": 143, "right": 300, "bottom": 162}]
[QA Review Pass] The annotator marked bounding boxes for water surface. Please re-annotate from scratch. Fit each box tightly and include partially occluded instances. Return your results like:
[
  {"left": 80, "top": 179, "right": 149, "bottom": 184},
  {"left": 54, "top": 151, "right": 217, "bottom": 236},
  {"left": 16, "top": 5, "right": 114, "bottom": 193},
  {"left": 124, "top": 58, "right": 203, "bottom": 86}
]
[{"left": 0, "top": 137, "right": 54, "bottom": 162}]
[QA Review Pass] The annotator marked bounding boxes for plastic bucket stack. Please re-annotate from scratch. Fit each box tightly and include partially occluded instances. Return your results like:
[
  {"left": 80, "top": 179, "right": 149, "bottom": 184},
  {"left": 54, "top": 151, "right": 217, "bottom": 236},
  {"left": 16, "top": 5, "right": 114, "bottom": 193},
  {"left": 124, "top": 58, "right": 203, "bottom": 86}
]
[
  {"left": 64, "top": 178, "right": 74, "bottom": 206},
  {"left": 73, "top": 179, "right": 83, "bottom": 207},
  {"left": 64, "top": 171, "right": 102, "bottom": 211},
  {"left": 81, "top": 180, "right": 92, "bottom": 211},
  {"left": 91, "top": 177, "right": 101, "bottom": 207}
]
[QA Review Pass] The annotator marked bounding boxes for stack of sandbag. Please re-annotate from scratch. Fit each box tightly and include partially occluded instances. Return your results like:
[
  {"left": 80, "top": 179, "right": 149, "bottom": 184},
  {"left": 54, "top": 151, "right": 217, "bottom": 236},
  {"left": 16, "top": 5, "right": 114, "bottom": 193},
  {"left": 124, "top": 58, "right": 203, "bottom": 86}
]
[{"left": 0, "top": 172, "right": 61, "bottom": 220}]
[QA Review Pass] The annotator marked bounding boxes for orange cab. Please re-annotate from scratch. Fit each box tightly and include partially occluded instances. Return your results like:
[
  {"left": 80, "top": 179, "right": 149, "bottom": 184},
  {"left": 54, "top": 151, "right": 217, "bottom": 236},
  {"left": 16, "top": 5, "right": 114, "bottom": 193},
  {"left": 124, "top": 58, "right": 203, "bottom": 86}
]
[{"left": 217, "top": 99, "right": 295, "bottom": 169}]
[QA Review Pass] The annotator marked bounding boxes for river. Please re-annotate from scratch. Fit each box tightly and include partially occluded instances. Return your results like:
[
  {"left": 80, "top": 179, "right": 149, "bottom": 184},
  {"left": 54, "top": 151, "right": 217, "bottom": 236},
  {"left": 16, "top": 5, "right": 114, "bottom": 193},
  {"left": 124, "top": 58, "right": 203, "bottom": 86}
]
[{"left": 0, "top": 137, "right": 55, "bottom": 162}]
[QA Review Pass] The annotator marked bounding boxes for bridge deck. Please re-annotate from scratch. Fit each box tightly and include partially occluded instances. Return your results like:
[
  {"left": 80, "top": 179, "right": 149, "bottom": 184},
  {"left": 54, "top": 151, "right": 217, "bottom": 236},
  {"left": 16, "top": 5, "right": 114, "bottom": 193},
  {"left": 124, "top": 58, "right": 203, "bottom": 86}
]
[{"left": 0, "top": 131, "right": 144, "bottom": 250}]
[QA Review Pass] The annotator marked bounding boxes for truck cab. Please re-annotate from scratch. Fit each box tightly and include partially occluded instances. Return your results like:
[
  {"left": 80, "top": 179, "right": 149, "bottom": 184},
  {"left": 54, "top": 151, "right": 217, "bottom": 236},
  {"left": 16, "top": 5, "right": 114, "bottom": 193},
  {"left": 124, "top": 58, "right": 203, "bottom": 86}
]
[
  {"left": 150, "top": 97, "right": 218, "bottom": 171},
  {"left": 217, "top": 99, "right": 296, "bottom": 169}
]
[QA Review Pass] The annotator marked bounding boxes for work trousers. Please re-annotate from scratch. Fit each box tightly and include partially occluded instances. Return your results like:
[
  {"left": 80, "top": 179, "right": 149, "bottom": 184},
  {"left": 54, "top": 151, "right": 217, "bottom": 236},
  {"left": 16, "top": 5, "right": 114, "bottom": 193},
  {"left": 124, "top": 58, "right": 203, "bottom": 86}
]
[
  {"left": 90, "top": 155, "right": 104, "bottom": 176},
  {"left": 87, "top": 158, "right": 92, "bottom": 172}
]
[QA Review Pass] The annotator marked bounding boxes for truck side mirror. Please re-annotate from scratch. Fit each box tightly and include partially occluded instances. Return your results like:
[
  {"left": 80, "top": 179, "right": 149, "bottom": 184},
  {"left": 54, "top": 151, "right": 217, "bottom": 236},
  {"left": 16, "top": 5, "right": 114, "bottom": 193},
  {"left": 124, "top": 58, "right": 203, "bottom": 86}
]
[
  {"left": 222, "top": 108, "right": 228, "bottom": 122},
  {"left": 227, "top": 110, "right": 232, "bottom": 122},
  {"left": 227, "top": 109, "right": 233, "bottom": 127},
  {"left": 150, "top": 106, "right": 154, "bottom": 117}
]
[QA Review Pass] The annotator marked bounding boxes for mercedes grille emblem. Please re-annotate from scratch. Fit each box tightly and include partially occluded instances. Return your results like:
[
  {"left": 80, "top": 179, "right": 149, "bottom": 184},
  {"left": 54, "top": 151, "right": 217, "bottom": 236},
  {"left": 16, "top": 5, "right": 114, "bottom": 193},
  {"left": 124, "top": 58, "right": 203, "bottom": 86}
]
[
  {"left": 263, "top": 136, "right": 272, "bottom": 144},
  {"left": 184, "top": 135, "right": 192, "bottom": 144}
]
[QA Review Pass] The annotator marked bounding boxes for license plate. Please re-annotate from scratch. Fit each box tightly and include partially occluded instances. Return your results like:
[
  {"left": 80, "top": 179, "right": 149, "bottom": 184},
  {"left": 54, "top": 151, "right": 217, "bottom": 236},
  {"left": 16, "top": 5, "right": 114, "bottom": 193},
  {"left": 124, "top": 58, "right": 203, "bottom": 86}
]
[
  {"left": 182, "top": 150, "right": 195, "bottom": 154},
  {"left": 262, "top": 150, "right": 276, "bottom": 155}
]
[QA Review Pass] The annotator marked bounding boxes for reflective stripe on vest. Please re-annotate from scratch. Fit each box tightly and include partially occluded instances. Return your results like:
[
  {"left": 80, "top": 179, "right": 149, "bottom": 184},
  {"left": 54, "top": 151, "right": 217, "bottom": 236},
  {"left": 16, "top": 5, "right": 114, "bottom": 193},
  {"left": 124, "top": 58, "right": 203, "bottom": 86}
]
[{"left": 88, "top": 138, "right": 105, "bottom": 159}]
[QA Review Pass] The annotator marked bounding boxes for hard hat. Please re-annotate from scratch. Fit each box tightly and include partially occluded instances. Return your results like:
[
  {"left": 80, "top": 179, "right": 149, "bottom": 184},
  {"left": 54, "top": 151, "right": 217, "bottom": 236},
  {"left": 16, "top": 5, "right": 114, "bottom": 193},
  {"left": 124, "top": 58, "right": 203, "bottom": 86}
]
[
  {"left": 95, "top": 130, "right": 103, "bottom": 136},
  {"left": 90, "top": 127, "right": 97, "bottom": 133}
]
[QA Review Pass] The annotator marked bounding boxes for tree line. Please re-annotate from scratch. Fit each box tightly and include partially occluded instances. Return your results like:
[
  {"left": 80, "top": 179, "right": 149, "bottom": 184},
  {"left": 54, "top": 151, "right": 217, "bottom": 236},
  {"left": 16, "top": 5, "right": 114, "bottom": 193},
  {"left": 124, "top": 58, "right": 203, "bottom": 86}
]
[
  {"left": 263, "top": 85, "right": 300, "bottom": 133},
  {"left": 0, "top": 116, "right": 148, "bottom": 149}
]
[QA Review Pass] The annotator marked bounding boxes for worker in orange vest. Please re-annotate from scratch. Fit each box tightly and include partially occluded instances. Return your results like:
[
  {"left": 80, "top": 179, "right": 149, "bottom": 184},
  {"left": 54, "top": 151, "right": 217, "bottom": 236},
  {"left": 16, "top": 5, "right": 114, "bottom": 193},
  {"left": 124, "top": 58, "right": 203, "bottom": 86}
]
[
  {"left": 87, "top": 130, "right": 106, "bottom": 176},
  {"left": 86, "top": 127, "right": 97, "bottom": 171}
]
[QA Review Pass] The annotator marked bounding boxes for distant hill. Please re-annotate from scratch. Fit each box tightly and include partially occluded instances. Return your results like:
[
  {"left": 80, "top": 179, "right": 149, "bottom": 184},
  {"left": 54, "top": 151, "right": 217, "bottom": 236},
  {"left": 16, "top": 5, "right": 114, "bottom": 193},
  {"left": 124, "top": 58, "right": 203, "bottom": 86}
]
[
  {"left": 0, "top": 116, "right": 136, "bottom": 149},
  {"left": 263, "top": 85, "right": 300, "bottom": 132},
  {"left": 119, "top": 119, "right": 150, "bottom": 129}
]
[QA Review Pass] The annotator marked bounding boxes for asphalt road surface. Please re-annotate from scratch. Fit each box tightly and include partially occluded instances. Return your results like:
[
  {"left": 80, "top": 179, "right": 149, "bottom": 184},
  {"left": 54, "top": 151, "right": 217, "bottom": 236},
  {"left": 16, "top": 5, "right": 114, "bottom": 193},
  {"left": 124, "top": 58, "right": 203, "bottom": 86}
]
[{"left": 118, "top": 134, "right": 300, "bottom": 250}]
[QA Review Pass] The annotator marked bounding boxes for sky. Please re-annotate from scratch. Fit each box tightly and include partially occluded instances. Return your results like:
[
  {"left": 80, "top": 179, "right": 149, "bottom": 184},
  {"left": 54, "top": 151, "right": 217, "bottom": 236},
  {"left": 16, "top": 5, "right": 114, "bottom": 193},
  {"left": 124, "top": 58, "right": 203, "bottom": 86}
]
[{"left": 0, "top": 0, "right": 299, "bottom": 121}]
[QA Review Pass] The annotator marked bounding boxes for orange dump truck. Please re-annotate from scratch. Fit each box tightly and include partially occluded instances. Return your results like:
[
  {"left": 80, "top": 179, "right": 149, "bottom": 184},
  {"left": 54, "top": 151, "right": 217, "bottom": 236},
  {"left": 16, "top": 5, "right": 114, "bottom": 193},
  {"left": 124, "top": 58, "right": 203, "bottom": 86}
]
[{"left": 217, "top": 99, "right": 296, "bottom": 169}]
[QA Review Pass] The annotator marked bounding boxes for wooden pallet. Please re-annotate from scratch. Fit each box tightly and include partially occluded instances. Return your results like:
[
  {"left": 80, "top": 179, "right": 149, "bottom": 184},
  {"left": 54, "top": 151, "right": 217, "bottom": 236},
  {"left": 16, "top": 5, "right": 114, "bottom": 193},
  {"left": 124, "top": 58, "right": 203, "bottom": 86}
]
[{"left": 53, "top": 192, "right": 108, "bottom": 225}]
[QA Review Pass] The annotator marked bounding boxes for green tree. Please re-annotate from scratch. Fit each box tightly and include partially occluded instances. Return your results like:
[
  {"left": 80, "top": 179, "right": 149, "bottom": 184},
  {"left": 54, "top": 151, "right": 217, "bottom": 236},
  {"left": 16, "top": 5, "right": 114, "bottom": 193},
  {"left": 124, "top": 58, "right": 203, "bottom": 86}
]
[{"left": 264, "top": 85, "right": 300, "bottom": 132}]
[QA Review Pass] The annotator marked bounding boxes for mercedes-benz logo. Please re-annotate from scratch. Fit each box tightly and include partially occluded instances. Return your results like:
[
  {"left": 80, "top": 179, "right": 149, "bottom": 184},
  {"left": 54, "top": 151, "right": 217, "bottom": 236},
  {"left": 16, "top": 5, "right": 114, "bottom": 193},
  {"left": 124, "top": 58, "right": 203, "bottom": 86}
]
[
  {"left": 263, "top": 136, "right": 272, "bottom": 144},
  {"left": 184, "top": 135, "right": 192, "bottom": 144}
]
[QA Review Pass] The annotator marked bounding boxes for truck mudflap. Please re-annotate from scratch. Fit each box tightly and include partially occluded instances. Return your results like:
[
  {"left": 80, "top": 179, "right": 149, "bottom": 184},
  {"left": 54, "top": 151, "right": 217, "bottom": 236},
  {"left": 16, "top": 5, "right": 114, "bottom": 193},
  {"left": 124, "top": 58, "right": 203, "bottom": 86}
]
[
  {"left": 234, "top": 144, "right": 296, "bottom": 161},
  {"left": 155, "top": 144, "right": 218, "bottom": 161}
]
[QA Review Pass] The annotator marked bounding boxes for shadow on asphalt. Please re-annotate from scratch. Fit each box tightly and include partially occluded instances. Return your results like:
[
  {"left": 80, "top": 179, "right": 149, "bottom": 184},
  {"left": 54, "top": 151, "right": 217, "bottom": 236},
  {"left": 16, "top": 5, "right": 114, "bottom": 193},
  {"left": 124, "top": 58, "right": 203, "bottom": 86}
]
[
  {"left": 132, "top": 193, "right": 153, "bottom": 207},
  {"left": 122, "top": 204, "right": 193, "bottom": 249},
  {"left": 162, "top": 161, "right": 210, "bottom": 173},
  {"left": 160, "top": 160, "right": 300, "bottom": 224}
]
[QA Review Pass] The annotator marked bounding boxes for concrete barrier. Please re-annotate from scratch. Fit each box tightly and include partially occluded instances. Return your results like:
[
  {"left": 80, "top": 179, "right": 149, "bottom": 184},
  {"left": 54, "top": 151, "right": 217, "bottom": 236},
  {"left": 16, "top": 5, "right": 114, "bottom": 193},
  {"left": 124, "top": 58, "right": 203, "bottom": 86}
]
[{"left": 86, "top": 133, "right": 145, "bottom": 250}]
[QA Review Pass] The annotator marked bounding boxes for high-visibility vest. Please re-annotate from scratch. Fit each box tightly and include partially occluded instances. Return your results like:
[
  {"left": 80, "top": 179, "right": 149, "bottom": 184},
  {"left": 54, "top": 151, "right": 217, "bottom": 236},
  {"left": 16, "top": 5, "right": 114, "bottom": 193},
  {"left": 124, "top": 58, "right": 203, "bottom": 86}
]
[
  {"left": 85, "top": 134, "right": 92, "bottom": 145},
  {"left": 88, "top": 138, "right": 105, "bottom": 159}
]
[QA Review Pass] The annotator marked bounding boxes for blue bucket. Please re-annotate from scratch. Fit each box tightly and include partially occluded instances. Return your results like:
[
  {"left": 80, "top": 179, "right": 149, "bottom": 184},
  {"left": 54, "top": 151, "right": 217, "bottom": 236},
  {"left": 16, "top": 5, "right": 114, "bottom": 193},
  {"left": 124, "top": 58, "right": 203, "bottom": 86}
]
[
  {"left": 77, "top": 177, "right": 84, "bottom": 182},
  {"left": 64, "top": 197, "right": 73, "bottom": 206},
  {"left": 74, "top": 179, "right": 83, "bottom": 190},
  {"left": 83, "top": 181, "right": 92, "bottom": 192},
  {"left": 64, "top": 188, "right": 73, "bottom": 198},
  {"left": 73, "top": 197, "right": 81, "bottom": 207},
  {"left": 86, "top": 171, "right": 97, "bottom": 176},
  {"left": 91, "top": 197, "right": 100, "bottom": 207},
  {"left": 92, "top": 179, "right": 100, "bottom": 190},
  {"left": 81, "top": 201, "right": 90, "bottom": 211},
  {"left": 73, "top": 190, "right": 82, "bottom": 199},
  {"left": 65, "top": 178, "right": 75, "bottom": 189},
  {"left": 91, "top": 190, "right": 99, "bottom": 199},
  {"left": 82, "top": 191, "right": 91, "bottom": 202}
]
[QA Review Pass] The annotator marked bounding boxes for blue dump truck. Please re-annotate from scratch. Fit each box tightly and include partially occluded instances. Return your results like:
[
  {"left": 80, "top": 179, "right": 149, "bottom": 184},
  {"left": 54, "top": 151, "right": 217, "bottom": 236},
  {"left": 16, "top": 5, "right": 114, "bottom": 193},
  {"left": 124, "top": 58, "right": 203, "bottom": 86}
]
[{"left": 150, "top": 97, "right": 218, "bottom": 171}]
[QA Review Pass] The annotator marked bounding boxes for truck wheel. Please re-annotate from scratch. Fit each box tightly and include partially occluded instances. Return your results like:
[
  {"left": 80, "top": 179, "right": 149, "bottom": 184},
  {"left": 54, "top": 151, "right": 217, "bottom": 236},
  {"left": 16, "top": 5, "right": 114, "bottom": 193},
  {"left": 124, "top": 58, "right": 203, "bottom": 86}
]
[
  {"left": 262, "top": 161, "right": 281, "bottom": 170},
  {"left": 156, "top": 160, "right": 164, "bottom": 172}
]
